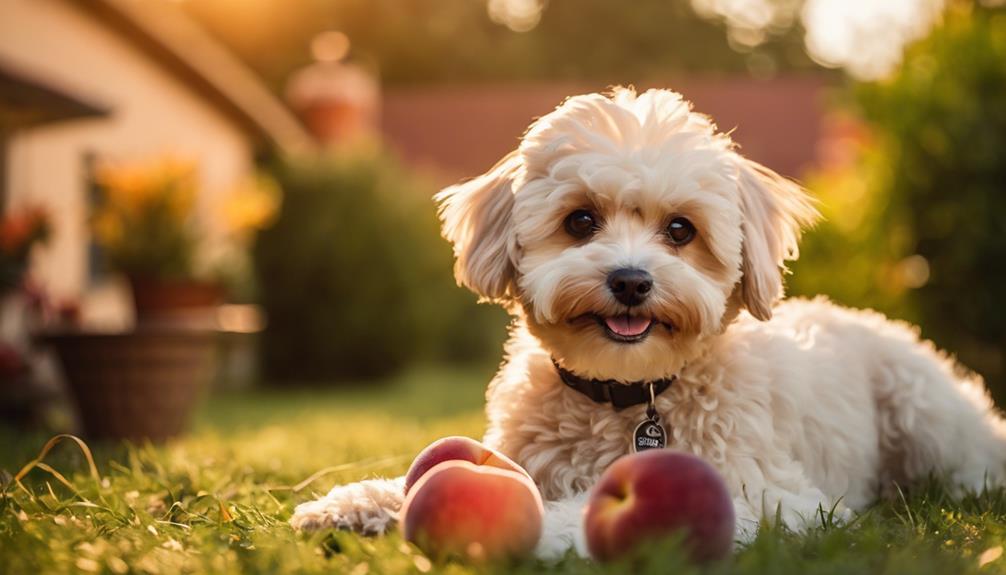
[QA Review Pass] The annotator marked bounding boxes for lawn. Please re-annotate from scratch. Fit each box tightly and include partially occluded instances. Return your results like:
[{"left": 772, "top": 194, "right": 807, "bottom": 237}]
[{"left": 3, "top": 365, "right": 1006, "bottom": 574}]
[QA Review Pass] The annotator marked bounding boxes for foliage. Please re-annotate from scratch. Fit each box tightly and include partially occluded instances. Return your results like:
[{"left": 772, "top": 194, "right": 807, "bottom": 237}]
[
  {"left": 253, "top": 147, "right": 507, "bottom": 382},
  {"left": 790, "top": 4, "right": 1006, "bottom": 400},
  {"left": 5, "top": 368, "right": 1006, "bottom": 574},
  {"left": 0, "top": 206, "right": 50, "bottom": 292},
  {"left": 91, "top": 158, "right": 200, "bottom": 281},
  {"left": 182, "top": 0, "right": 816, "bottom": 90},
  {"left": 91, "top": 158, "right": 280, "bottom": 295}
]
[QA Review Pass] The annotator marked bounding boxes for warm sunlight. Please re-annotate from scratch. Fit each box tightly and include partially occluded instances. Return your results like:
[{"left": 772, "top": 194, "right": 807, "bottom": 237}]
[
  {"left": 4, "top": 1, "right": 1005, "bottom": 573},
  {"left": 692, "top": 0, "right": 946, "bottom": 78},
  {"left": 802, "top": 0, "right": 945, "bottom": 78}
]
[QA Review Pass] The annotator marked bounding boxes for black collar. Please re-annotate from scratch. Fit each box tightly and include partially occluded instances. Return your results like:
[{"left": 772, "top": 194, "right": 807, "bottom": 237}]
[{"left": 552, "top": 359, "right": 675, "bottom": 410}]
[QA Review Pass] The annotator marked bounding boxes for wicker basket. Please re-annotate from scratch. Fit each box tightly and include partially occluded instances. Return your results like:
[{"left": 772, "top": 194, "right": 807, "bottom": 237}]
[{"left": 45, "top": 329, "right": 217, "bottom": 443}]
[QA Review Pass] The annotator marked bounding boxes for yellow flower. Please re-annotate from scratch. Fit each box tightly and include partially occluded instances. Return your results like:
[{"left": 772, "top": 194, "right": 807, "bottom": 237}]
[
  {"left": 94, "top": 157, "right": 198, "bottom": 216},
  {"left": 95, "top": 164, "right": 149, "bottom": 210},
  {"left": 221, "top": 174, "right": 281, "bottom": 236},
  {"left": 90, "top": 155, "right": 200, "bottom": 258}
]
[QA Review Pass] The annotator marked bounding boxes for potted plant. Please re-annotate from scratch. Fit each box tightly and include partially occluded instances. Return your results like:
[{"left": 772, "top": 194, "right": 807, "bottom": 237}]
[
  {"left": 91, "top": 158, "right": 222, "bottom": 319},
  {"left": 41, "top": 157, "right": 278, "bottom": 442},
  {"left": 0, "top": 206, "right": 50, "bottom": 293},
  {"left": 0, "top": 207, "right": 54, "bottom": 428},
  {"left": 42, "top": 157, "right": 242, "bottom": 442}
]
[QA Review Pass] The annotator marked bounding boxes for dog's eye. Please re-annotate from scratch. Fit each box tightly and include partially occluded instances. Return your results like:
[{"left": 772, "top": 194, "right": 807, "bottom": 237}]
[
  {"left": 564, "top": 209, "right": 599, "bottom": 239},
  {"left": 666, "top": 217, "right": 696, "bottom": 245}
]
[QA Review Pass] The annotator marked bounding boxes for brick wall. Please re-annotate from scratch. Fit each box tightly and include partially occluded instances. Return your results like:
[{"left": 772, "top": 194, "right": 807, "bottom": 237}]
[{"left": 381, "top": 77, "right": 830, "bottom": 184}]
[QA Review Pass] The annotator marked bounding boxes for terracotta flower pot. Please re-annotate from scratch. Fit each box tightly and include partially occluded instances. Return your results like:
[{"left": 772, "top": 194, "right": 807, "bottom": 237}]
[
  {"left": 44, "top": 328, "right": 217, "bottom": 442},
  {"left": 128, "top": 276, "right": 223, "bottom": 320}
]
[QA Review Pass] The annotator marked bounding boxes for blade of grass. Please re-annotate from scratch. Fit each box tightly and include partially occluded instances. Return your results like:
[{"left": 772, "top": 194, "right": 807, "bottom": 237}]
[{"left": 12, "top": 434, "right": 100, "bottom": 486}]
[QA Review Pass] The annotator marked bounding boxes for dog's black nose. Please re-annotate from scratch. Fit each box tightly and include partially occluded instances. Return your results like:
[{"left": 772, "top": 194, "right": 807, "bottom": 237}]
[{"left": 607, "top": 268, "right": 653, "bottom": 306}]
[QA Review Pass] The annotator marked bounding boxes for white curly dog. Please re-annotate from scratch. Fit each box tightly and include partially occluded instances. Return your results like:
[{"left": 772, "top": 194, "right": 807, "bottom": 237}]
[{"left": 291, "top": 87, "right": 1006, "bottom": 559}]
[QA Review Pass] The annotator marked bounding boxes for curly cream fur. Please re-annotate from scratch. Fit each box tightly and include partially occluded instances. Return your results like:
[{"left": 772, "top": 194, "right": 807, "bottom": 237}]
[{"left": 291, "top": 88, "right": 1006, "bottom": 560}]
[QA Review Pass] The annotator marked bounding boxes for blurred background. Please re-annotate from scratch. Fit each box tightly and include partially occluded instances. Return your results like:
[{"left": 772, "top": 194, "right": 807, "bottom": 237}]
[{"left": 0, "top": 0, "right": 1003, "bottom": 442}]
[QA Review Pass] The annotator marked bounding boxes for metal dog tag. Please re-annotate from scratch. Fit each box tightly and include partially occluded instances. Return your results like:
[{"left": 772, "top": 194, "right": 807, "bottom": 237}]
[
  {"left": 632, "top": 417, "right": 666, "bottom": 452},
  {"left": 632, "top": 382, "right": 666, "bottom": 453}
]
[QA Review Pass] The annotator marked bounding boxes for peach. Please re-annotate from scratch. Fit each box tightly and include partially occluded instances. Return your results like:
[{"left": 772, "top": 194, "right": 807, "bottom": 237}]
[
  {"left": 403, "top": 436, "right": 529, "bottom": 495},
  {"left": 400, "top": 460, "right": 544, "bottom": 561},
  {"left": 584, "top": 450, "right": 735, "bottom": 563}
]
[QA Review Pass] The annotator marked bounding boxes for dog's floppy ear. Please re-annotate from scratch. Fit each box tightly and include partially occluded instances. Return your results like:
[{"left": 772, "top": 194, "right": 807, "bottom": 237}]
[
  {"left": 435, "top": 151, "right": 520, "bottom": 302},
  {"left": 736, "top": 157, "right": 819, "bottom": 321}
]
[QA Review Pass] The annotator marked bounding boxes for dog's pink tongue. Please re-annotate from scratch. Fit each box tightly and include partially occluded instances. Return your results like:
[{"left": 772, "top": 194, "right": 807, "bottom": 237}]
[{"left": 605, "top": 316, "right": 652, "bottom": 337}]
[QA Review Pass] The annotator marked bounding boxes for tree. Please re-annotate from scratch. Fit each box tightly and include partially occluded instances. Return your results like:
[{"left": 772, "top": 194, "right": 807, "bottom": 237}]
[{"left": 791, "top": 4, "right": 1006, "bottom": 399}]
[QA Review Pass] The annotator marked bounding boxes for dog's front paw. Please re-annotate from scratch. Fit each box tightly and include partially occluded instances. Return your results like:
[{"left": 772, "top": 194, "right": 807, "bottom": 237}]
[
  {"left": 535, "top": 492, "right": 590, "bottom": 560},
  {"left": 290, "top": 477, "right": 405, "bottom": 535}
]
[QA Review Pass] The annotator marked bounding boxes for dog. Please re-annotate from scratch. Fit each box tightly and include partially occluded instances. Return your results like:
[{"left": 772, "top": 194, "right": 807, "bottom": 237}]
[{"left": 290, "top": 87, "right": 1006, "bottom": 558}]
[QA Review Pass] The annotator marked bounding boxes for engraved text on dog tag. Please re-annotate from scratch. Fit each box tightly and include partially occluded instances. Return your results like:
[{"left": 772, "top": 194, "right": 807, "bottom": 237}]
[{"left": 632, "top": 418, "right": 666, "bottom": 452}]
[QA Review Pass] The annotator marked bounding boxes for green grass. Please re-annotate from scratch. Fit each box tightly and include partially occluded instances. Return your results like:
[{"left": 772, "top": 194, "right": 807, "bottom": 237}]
[{"left": 4, "top": 365, "right": 1006, "bottom": 574}]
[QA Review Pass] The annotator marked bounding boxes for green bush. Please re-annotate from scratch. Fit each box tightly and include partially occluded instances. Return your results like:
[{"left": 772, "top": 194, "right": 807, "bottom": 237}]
[
  {"left": 791, "top": 5, "right": 1006, "bottom": 399},
  {"left": 254, "top": 147, "right": 507, "bottom": 382}
]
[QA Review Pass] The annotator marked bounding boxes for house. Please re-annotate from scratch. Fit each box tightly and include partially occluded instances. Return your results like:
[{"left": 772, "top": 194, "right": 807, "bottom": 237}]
[{"left": 0, "top": 0, "right": 311, "bottom": 327}]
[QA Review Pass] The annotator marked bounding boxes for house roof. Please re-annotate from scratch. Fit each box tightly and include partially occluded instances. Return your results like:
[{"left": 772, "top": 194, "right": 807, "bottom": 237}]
[
  {"left": 0, "top": 61, "right": 110, "bottom": 132},
  {"left": 70, "top": 0, "right": 312, "bottom": 154}
]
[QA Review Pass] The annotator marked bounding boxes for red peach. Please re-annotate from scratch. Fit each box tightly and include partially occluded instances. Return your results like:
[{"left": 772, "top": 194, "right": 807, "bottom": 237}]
[
  {"left": 400, "top": 460, "right": 544, "bottom": 561},
  {"left": 403, "top": 436, "right": 529, "bottom": 495},
  {"left": 584, "top": 450, "right": 735, "bottom": 563}
]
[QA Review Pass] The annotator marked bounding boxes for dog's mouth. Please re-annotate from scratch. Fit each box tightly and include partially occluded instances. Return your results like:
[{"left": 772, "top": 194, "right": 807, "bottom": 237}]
[
  {"left": 599, "top": 314, "right": 653, "bottom": 342},
  {"left": 570, "top": 313, "right": 669, "bottom": 343}
]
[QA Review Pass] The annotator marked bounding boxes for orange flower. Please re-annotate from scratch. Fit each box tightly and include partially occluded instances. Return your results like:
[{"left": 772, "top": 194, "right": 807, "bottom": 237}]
[
  {"left": 91, "top": 156, "right": 199, "bottom": 255},
  {"left": 94, "top": 157, "right": 197, "bottom": 216},
  {"left": 0, "top": 207, "right": 50, "bottom": 255}
]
